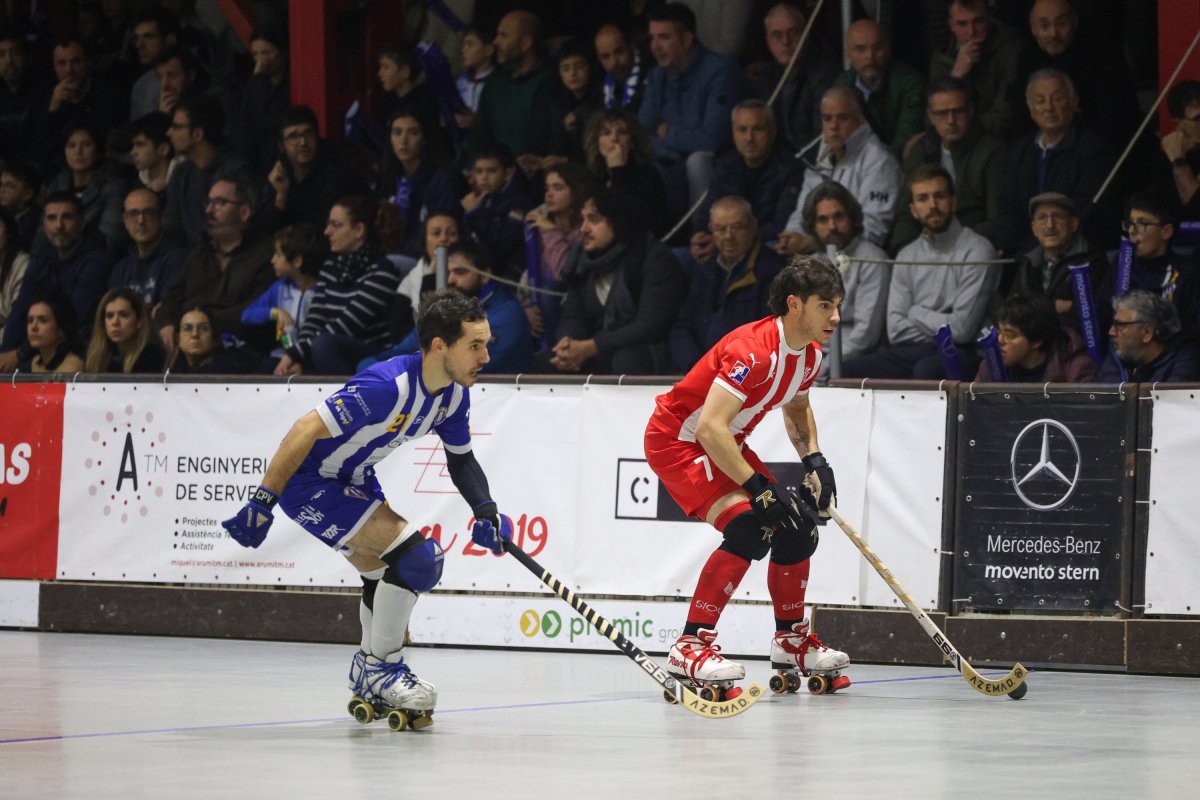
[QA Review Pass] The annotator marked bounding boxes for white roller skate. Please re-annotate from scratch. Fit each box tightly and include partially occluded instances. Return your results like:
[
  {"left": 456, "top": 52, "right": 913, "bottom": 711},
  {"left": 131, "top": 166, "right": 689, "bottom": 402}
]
[
  {"left": 347, "top": 653, "right": 437, "bottom": 732},
  {"left": 769, "top": 619, "right": 851, "bottom": 695},
  {"left": 665, "top": 629, "right": 747, "bottom": 703}
]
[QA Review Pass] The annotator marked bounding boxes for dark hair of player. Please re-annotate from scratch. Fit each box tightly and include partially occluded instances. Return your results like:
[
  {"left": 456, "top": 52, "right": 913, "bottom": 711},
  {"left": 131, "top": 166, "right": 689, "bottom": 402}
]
[
  {"left": 767, "top": 254, "right": 845, "bottom": 316},
  {"left": 417, "top": 288, "right": 487, "bottom": 351}
]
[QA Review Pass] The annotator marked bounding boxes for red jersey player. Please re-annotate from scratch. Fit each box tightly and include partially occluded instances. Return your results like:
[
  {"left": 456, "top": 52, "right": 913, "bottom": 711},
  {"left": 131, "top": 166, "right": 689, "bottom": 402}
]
[{"left": 645, "top": 255, "right": 851, "bottom": 696}]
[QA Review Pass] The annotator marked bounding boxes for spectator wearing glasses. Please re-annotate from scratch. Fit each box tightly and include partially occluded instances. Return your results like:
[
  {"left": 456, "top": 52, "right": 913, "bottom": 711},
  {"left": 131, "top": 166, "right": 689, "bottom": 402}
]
[
  {"left": 1117, "top": 188, "right": 1200, "bottom": 338},
  {"left": 154, "top": 177, "right": 274, "bottom": 358},
  {"left": 265, "top": 105, "right": 367, "bottom": 230},
  {"left": 108, "top": 187, "right": 185, "bottom": 309},
  {"left": 163, "top": 94, "right": 253, "bottom": 249},
  {"left": 1160, "top": 80, "right": 1200, "bottom": 220},
  {"left": 1098, "top": 290, "right": 1198, "bottom": 383},
  {"left": 891, "top": 79, "right": 1004, "bottom": 252}
]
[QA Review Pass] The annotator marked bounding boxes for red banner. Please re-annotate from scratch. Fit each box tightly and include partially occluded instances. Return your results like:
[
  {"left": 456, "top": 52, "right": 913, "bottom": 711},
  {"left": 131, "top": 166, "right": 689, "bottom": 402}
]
[{"left": 0, "top": 383, "right": 64, "bottom": 579}]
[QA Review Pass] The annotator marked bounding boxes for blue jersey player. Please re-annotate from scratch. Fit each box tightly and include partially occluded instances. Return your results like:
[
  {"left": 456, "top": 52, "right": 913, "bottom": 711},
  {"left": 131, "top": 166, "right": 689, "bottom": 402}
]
[{"left": 222, "top": 288, "right": 514, "bottom": 729}]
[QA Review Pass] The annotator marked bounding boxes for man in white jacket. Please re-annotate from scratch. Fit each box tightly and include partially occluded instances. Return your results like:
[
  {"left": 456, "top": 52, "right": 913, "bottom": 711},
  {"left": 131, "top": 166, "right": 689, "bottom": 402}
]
[
  {"left": 778, "top": 86, "right": 904, "bottom": 255},
  {"left": 843, "top": 164, "right": 999, "bottom": 378}
]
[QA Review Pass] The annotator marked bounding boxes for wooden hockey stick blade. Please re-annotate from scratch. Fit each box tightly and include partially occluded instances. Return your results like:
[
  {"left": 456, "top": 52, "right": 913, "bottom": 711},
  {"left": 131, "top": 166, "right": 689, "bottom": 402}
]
[
  {"left": 826, "top": 504, "right": 1029, "bottom": 699},
  {"left": 502, "top": 539, "right": 764, "bottom": 718}
]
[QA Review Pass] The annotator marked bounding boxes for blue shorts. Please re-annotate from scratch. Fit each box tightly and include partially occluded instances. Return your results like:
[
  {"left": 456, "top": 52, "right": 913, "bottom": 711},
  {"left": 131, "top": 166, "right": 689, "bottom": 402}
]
[{"left": 279, "top": 471, "right": 386, "bottom": 552}]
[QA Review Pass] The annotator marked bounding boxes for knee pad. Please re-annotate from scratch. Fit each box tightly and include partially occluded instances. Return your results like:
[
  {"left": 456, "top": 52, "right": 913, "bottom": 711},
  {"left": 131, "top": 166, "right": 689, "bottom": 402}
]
[
  {"left": 382, "top": 533, "right": 445, "bottom": 593},
  {"left": 359, "top": 566, "right": 386, "bottom": 611},
  {"left": 720, "top": 511, "right": 773, "bottom": 562},
  {"left": 770, "top": 523, "right": 819, "bottom": 565}
]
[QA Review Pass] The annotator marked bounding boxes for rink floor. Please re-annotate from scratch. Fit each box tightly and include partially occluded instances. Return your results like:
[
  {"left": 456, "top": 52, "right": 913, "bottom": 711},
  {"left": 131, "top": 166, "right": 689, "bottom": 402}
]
[{"left": 1, "top": 631, "right": 1197, "bottom": 799}]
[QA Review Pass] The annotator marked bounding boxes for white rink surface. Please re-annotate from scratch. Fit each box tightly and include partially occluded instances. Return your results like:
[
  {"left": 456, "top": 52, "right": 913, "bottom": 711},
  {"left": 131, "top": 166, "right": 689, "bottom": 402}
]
[{"left": 2, "top": 631, "right": 1198, "bottom": 799}]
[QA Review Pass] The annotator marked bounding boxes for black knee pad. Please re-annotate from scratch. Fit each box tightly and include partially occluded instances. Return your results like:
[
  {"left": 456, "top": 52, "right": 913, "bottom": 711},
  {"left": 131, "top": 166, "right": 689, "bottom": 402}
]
[
  {"left": 720, "top": 512, "right": 773, "bottom": 562},
  {"left": 770, "top": 523, "right": 819, "bottom": 565},
  {"left": 361, "top": 576, "right": 379, "bottom": 611}
]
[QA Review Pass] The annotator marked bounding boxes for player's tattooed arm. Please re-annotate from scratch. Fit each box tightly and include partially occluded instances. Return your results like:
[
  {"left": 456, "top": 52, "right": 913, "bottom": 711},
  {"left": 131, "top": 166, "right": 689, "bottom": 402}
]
[{"left": 781, "top": 393, "right": 820, "bottom": 458}]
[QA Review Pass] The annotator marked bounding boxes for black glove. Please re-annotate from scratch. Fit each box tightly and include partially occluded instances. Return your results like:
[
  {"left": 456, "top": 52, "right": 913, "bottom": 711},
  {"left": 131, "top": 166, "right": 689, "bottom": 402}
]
[
  {"left": 802, "top": 451, "right": 836, "bottom": 519},
  {"left": 742, "top": 473, "right": 806, "bottom": 533},
  {"left": 221, "top": 486, "right": 278, "bottom": 548}
]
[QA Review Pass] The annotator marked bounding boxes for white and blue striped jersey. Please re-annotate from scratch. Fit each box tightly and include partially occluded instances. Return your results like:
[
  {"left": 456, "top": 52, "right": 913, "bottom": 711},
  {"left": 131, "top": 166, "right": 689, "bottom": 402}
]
[{"left": 306, "top": 353, "right": 472, "bottom": 483}]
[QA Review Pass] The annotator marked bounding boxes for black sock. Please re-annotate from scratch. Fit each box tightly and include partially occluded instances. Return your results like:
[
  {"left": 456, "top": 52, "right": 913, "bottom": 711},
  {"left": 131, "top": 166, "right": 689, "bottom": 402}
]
[
  {"left": 682, "top": 621, "right": 704, "bottom": 637},
  {"left": 776, "top": 618, "right": 802, "bottom": 632}
]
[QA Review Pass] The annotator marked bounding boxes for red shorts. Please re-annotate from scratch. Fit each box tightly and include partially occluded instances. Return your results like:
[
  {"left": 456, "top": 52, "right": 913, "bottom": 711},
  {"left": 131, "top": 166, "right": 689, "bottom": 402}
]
[{"left": 644, "top": 411, "right": 774, "bottom": 522}]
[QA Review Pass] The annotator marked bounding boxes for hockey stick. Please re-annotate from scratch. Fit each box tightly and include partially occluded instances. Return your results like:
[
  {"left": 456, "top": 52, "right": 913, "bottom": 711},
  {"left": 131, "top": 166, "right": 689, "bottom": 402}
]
[
  {"left": 502, "top": 539, "right": 765, "bottom": 718},
  {"left": 825, "top": 504, "right": 1029, "bottom": 699}
]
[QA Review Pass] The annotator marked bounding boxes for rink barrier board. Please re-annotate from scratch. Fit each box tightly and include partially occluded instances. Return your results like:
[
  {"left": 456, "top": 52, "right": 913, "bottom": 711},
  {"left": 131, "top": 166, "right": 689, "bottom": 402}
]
[{"left": 26, "top": 580, "right": 1200, "bottom": 674}]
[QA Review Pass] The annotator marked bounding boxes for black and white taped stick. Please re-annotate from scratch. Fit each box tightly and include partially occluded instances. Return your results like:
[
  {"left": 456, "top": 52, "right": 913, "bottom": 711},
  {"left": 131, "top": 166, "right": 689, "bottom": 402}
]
[
  {"left": 502, "top": 539, "right": 765, "bottom": 718},
  {"left": 826, "top": 503, "right": 1029, "bottom": 700}
]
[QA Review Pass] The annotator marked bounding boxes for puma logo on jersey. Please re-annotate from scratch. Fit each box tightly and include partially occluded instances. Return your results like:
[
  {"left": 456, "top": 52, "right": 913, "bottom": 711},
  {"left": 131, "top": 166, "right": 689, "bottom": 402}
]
[{"left": 723, "top": 582, "right": 734, "bottom": 596}]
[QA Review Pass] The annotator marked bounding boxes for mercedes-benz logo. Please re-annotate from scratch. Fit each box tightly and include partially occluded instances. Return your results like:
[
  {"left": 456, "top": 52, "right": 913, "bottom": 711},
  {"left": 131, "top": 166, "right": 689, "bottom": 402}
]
[{"left": 1010, "top": 419, "right": 1081, "bottom": 511}]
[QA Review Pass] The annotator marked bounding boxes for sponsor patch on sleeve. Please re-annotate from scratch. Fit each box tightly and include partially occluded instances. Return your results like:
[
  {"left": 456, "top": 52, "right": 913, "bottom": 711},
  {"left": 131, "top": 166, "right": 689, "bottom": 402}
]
[
  {"left": 727, "top": 361, "right": 750, "bottom": 386},
  {"left": 331, "top": 397, "right": 355, "bottom": 427}
]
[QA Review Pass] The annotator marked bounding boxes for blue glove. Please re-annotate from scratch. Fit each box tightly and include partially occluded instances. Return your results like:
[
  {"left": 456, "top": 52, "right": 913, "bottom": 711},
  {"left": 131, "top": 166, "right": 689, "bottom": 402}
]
[
  {"left": 221, "top": 486, "right": 279, "bottom": 548},
  {"left": 471, "top": 513, "right": 513, "bottom": 555}
]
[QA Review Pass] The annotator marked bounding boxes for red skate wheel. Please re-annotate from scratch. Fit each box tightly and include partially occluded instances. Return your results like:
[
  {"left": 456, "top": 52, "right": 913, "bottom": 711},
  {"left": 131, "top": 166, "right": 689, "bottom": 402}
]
[{"left": 725, "top": 686, "right": 743, "bottom": 700}]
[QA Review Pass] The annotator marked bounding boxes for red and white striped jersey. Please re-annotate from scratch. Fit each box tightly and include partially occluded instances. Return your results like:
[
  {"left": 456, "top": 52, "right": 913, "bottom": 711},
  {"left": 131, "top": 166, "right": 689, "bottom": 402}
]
[{"left": 653, "top": 316, "right": 822, "bottom": 444}]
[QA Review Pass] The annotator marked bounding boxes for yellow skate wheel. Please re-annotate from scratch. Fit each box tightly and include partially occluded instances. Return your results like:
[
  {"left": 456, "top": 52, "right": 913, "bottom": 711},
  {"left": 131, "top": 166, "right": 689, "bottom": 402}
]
[
  {"left": 807, "top": 675, "right": 829, "bottom": 695},
  {"left": 386, "top": 710, "right": 409, "bottom": 732},
  {"left": 769, "top": 674, "right": 788, "bottom": 694},
  {"left": 786, "top": 673, "right": 801, "bottom": 693},
  {"left": 663, "top": 689, "right": 680, "bottom": 704},
  {"left": 347, "top": 695, "right": 364, "bottom": 717},
  {"left": 352, "top": 701, "right": 376, "bottom": 724},
  {"left": 698, "top": 685, "right": 719, "bottom": 702},
  {"left": 410, "top": 713, "right": 433, "bottom": 731}
]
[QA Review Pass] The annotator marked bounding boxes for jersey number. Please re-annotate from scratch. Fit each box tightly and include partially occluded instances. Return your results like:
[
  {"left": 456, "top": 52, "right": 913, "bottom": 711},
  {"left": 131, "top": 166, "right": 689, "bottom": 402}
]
[
  {"left": 693, "top": 454, "right": 714, "bottom": 482},
  {"left": 386, "top": 413, "right": 409, "bottom": 433}
]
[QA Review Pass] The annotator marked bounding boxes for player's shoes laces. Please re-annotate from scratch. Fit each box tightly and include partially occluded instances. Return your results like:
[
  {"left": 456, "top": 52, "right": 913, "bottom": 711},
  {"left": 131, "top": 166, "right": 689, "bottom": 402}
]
[
  {"left": 668, "top": 629, "right": 746, "bottom": 682},
  {"left": 359, "top": 655, "right": 437, "bottom": 711},
  {"left": 347, "top": 649, "right": 368, "bottom": 692},
  {"left": 770, "top": 619, "right": 850, "bottom": 673}
]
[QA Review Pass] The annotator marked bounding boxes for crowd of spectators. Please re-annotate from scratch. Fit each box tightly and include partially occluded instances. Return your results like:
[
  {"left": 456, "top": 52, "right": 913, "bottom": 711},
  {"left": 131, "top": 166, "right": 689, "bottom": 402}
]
[{"left": 1, "top": 0, "right": 1198, "bottom": 383}]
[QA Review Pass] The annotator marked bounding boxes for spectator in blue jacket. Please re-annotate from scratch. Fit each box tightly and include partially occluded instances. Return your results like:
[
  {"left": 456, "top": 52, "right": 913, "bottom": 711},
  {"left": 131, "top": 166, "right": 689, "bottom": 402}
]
[
  {"left": 638, "top": 2, "right": 745, "bottom": 211},
  {"left": 241, "top": 224, "right": 325, "bottom": 371},
  {"left": 108, "top": 187, "right": 185, "bottom": 310},
  {"left": 461, "top": 143, "right": 533, "bottom": 275},
  {"left": 1098, "top": 290, "right": 1198, "bottom": 383},
  {"left": 0, "top": 192, "right": 112, "bottom": 371},
  {"left": 364, "top": 240, "right": 531, "bottom": 374}
]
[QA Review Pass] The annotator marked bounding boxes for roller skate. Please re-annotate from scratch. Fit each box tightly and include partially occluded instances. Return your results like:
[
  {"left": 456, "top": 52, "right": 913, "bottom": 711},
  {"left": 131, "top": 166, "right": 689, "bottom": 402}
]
[
  {"left": 769, "top": 619, "right": 850, "bottom": 695},
  {"left": 346, "top": 653, "right": 437, "bottom": 732},
  {"left": 663, "top": 629, "right": 747, "bottom": 704}
]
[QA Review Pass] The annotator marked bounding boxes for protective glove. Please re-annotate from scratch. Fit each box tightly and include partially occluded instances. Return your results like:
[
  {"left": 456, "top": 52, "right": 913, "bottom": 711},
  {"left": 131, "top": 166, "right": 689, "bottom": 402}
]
[
  {"left": 471, "top": 513, "right": 513, "bottom": 555},
  {"left": 221, "top": 486, "right": 278, "bottom": 548},
  {"left": 741, "top": 473, "right": 806, "bottom": 533},
  {"left": 802, "top": 451, "right": 836, "bottom": 519}
]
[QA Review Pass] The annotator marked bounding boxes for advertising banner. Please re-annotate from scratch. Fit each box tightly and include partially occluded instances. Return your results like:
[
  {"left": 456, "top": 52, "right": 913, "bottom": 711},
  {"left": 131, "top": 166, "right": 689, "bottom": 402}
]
[
  {"left": 953, "top": 391, "right": 1132, "bottom": 612},
  {"left": 1144, "top": 389, "right": 1200, "bottom": 616},
  {"left": 0, "top": 383, "right": 64, "bottom": 579}
]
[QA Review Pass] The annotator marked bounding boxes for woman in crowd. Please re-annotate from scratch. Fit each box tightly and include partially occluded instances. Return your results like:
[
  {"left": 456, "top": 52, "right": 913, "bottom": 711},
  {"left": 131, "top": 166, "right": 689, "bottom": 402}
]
[
  {"left": 44, "top": 124, "right": 128, "bottom": 251},
  {"left": 523, "top": 163, "right": 597, "bottom": 347},
  {"left": 0, "top": 209, "right": 30, "bottom": 332},
  {"left": 393, "top": 210, "right": 460, "bottom": 346},
  {"left": 379, "top": 108, "right": 459, "bottom": 261},
  {"left": 169, "top": 305, "right": 243, "bottom": 374},
  {"left": 17, "top": 291, "right": 84, "bottom": 373},
  {"left": 275, "top": 196, "right": 401, "bottom": 376},
  {"left": 84, "top": 288, "right": 165, "bottom": 374},
  {"left": 583, "top": 109, "right": 669, "bottom": 237}
]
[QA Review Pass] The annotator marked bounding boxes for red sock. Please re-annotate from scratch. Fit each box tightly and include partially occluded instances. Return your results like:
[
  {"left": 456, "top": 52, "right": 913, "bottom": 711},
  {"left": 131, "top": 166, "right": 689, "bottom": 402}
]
[
  {"left": 768, "top": 559, "right": 811, "bottom": 631},
  {"left": 684, "top": 548, "right": 751, "bottom": 632}
]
